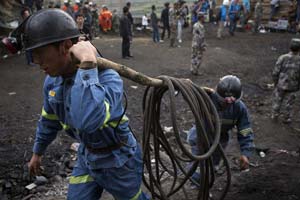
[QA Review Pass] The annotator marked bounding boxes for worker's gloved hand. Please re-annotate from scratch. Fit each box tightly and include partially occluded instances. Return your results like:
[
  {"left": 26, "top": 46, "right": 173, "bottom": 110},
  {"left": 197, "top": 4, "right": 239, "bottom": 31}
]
[
  {"left": 28, "top": 153, "right": 42, "bottom": 176},
  {"left": 70, "top": 41, "right": 97, "bottom": 69},
  {"left": 239, "top": 155, "right": 249, "bottom": 170}
]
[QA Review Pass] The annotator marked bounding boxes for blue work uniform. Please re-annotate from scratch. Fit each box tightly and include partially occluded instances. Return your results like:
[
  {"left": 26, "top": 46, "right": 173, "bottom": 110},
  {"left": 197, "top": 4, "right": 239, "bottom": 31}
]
[
  {"left": 34, "top": 67, "right": 149, "bottom": 200},
  {"left": 200, "top": 0, "right": 210, "bottom": 13},
  {"left": 187, "top": 92, "right": 254, "bottom": 181},
  {"left": 219, "top": 5, "right": 228, "bottom": 22},
  {"left": 228, "top": 2, "right": 241, "bottom": 34}
]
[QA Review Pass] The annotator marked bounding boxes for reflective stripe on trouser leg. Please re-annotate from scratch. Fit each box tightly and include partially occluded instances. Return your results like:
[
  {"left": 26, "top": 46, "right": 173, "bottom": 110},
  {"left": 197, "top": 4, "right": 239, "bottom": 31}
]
[
  {"left": 91, "top": 145, "right": 150, "bottom": 200},
  {"left": 67, "top": 155, "right": 103, "bottom": 200}
]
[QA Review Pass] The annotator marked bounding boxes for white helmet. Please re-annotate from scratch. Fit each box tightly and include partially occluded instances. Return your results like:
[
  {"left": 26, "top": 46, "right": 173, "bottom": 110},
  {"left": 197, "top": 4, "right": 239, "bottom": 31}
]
[
  {"left": 89, "top": 1, "right": 93, "bottom": 5},
  {"left": 64, "top": 0, "right": 69, "bottom": 3},
  {"left": 222, "top": 0, "right": 229, "bottom": 6},
  {"left": 75, "top": 0, "right": 80, "bottom": 3}
]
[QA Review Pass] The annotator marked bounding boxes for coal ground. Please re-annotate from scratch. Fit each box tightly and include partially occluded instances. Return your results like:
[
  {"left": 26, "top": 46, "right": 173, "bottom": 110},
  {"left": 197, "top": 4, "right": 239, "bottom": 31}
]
[{"left": 0, "top": 24, "right": 300, "bottom": 200}]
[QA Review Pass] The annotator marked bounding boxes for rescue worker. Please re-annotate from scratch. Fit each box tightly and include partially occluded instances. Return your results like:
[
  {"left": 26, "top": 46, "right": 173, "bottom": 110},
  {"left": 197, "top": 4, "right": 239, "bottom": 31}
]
[
  {"left": 188, "top": 75, "right": 254, "bottom": 184},
  {"left": 73, "top": 0, "right": 81, "bottom": 14},
  {"left": 271, "top": 38, "right": 300, "bottom": 123},
  {"left": 99, "top": 5, "right": 112, "bottom": 33},
  {"left": 62, "top": 0, "right": 74, "bottom": 18},
  {"left": 190, "top": 12, "right": 206, "bottom": 76},
  {"left": 23, "top": 9, "right": 148, "bottom": 200}
]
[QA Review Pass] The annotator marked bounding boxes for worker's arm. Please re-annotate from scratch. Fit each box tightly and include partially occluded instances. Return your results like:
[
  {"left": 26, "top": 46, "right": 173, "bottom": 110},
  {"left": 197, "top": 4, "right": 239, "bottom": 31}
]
[
  {"left": 69, "top": 41, "right": 123, "bottom": 134},
  {"left": 236, "top": 102, "right": 255, "bottom": 169},
  {"left": 29, "top": 78, "right": 63, "bottom": 175},
  {"left": 33, "top": 80, "right": 63, "bottom": 155}
]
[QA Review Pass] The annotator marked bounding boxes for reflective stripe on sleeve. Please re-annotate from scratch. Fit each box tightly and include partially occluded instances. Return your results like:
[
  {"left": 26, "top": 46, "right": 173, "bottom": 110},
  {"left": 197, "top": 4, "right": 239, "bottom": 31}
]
[
  {"left": 130, "top": 188, "right": 142, "bottom": 200},
  {"left": 41, "top": 107, "right": 59, "bottom": 120},
  {"left": 239, "top": 128, "right": 252, "bottom": 136},
  {"left": 69, "top": 174, "right": 94, "bottom": 184},
  {"left": 108, "top": 115, "right": 129, "bottom": 128},
  {"left": 100, "top": 100, "right": 111, "bottom": 129},
  {"left": 59, "top": 122, "right": 70, "bottom": 130}
]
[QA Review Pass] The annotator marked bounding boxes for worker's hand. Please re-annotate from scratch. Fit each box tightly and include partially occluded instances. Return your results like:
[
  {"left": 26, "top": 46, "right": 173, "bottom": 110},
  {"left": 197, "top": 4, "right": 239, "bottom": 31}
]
[
  {"left": 28, "top": 153, "right": 42, "bottom": 176},
  {"left": 240, "top": 155, "right": 249, "bottom": 170},
  {"left": 70, "top": 41, "right": 97, "bottom": 69}
]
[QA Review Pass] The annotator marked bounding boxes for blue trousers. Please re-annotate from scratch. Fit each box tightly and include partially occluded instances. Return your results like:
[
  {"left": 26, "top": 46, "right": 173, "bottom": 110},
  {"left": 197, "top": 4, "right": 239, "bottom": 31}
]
[
  {"left": 68, "top": 145, "right": 149, "bottom": 200},
  {"left": 187, "top": 126, "right": 229, "bottom": 183},
  {"left": 229, "top": 19, "right": 237, "bottom": 35},
  {"left": 152, "top": 26, "right": 160, "bottom": 43}
]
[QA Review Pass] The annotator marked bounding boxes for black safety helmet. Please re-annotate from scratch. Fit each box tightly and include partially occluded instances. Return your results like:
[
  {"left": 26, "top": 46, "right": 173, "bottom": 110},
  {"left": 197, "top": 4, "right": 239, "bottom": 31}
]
[
  {"left": 216, "top": 75, "right": 242, "bottom": 101},
  {"left": 290, "top": 38, "right": 300, "bottom": 52},
  {"left": 23, "top": 9, "right": 80, "bottom": 50}
]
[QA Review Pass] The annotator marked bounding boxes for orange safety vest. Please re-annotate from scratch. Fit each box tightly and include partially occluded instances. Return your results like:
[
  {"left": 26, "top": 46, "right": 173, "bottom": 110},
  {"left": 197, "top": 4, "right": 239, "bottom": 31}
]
[
  {"left": 62, "top": 5, "right": 68, "bottom": 11},
  {"left": 73, "top": 4, "right": 79, "bottom": 12},
  {"left": 99, "top": 10, "right": 112, "bottom": 31}
]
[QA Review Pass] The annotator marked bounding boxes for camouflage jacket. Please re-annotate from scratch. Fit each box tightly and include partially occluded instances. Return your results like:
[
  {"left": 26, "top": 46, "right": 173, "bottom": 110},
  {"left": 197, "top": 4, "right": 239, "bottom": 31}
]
[
  {"left": 254, "top": 1, "right": 263, "bottom": 18},
  {"left": 192, "top": 21, "right": 205, "bottom": 49},
  {"left": 272, "top": 52, "right": 300, "bottom": 91}
]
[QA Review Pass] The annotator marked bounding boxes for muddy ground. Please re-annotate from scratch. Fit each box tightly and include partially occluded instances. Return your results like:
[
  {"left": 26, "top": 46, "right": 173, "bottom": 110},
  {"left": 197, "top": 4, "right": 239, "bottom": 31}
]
[{"left": 0, "top": 24, "right": 300, "bottom": 200}]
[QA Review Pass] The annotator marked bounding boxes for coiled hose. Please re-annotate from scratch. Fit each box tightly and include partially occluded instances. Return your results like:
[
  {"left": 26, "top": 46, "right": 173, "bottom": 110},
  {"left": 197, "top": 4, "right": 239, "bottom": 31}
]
[
  {"left": 95, "top": 58, "right": 231, "bottom": 200},
  {"left": 142, "top": 76, "right": 231, "bottom": 200}
]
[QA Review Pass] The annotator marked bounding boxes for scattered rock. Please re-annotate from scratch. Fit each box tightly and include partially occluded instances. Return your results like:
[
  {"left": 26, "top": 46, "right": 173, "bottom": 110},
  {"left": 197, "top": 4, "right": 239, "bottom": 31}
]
[
  {"left": 34, "top": 176, "right": 48, "bottom": 186},
  {"left": 70, "top": 143, "right": 80, "bottom": 152},
  {"left": 50, "top": 175, "right": 63, "bottom": 184},
  {"left": 25, "top": 183, "right": 37, "bottom": 190}
]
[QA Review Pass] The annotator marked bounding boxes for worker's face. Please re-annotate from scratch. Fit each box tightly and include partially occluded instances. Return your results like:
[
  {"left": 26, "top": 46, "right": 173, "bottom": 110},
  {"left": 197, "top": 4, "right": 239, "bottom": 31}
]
[
  {"left": 76, "top": 16, "right": 84, "bottom": 29},
  {"left": 23, "top": 10, "right": 30, "bottom": 19},
  {"left": 217, "top": 96, "right": 236, "bottom": 109},
  {"left": 32, "top": 41, "right": 72, "bottom": 77}
]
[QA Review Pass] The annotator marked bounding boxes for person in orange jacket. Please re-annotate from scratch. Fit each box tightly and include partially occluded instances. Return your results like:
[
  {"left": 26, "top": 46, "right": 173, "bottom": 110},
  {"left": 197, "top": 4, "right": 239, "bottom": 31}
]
[{"left": 99, "top": 5, "right": 112, "bottom": 32}]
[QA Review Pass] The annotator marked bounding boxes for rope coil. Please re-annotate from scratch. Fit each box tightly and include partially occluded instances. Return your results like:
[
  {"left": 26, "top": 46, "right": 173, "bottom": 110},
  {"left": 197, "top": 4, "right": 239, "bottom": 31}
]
[{"left": 142, "top": 76, "right": 231, "bottom": 200}]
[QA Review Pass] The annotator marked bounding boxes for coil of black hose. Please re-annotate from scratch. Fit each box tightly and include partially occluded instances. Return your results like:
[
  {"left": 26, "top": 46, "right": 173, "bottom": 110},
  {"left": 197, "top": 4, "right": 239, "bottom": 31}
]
[{"left": 142, "top": 76, "right": 231, "bottom": 200}]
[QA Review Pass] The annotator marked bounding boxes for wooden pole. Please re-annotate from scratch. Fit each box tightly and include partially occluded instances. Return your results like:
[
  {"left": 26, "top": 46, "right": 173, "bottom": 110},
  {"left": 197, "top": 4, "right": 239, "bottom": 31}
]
[{"left": 97, "top": 57, "right": 164, "bottom": 87}]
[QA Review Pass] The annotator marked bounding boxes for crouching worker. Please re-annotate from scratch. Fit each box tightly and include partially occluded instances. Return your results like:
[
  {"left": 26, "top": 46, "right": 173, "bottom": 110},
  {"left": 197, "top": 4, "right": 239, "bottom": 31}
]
[
  {"left": 23, "top": 9, "right": 149, "bottom": 200},
  {"left": 187, "top": 75, "right": 255, "bottom": 185}
]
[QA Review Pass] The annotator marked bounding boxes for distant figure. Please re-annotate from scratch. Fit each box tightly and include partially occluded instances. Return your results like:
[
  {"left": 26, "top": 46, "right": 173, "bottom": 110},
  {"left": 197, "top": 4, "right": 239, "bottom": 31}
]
[
  {"left": 73, "top": 0, "right": 81, "bottom": 13},
  {"left": 217, "top": 2, "right": 229, "bottom": 39},
  {"left": 241, "top": 0, "right": 250, "bottom": 29},
  {"left": 270, "top": 0, "right": 280, "bottom": 20},
  {"left": 90, "top": 3, "right": 99, "bottom": 37},
  {"left": 177, "top": 0, "right": 188, "bottom": 43},
  {"left": 99, "top": 5, "right": 112, "bottom": 33},
  {"left": 126, "top": 2, "right": 134, "bottom": 33},
  {"left": 61, "top": 0, "right": 74, "bottom": 17},
  {"left": 271, "top": 39, "right": 300, "bottom": 124},
  {"left": 228, "top": 0, "right": 241, "bottom": 36},
  {"left": 169, "top": 2, "right": 179, "bottom": 47},
  {"left": 21, "top": 7, "right": 34, "bottom": 65},
  {"left": 252, "top": 0, "right": 263, "bottom": 33},
  {"left": 190, "top": 12, "right": 206, "bottom": 75},
  {"left": 112, "top": 9, "right": 120, "bottom": 33},
  {"left": 150, "top": 5, "right": 160, "bottom": 43},
  {"left": 161, "top": 2, "right": 170, "bottom": 40},
  {"left": 142, "top": 13, "right": 148, "bottom": 30},
  {"left": 120, "top": 6, "right": 133, "bottom": 59}
]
